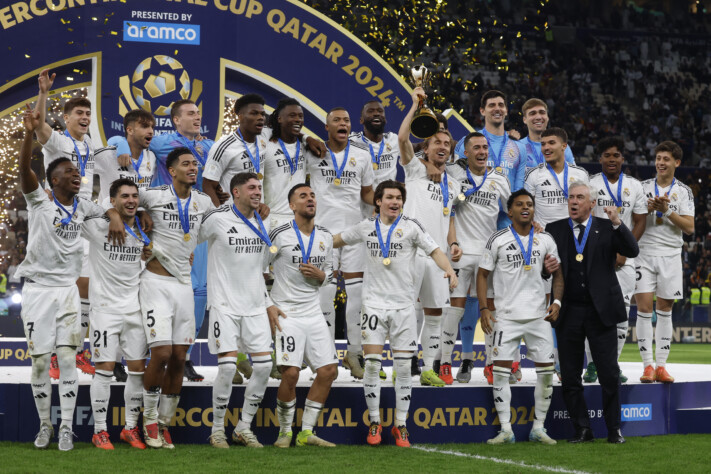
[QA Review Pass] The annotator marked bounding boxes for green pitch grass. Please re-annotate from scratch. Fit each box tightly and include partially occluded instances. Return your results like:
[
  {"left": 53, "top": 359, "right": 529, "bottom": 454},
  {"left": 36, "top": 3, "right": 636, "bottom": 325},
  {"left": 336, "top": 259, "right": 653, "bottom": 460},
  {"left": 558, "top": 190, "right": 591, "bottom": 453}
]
[
  {"left": 1, "top": 434, "right": 709, "bottom": 473},
  {"left": 619, "top": 343, "right": 711, "bottom": 364}
]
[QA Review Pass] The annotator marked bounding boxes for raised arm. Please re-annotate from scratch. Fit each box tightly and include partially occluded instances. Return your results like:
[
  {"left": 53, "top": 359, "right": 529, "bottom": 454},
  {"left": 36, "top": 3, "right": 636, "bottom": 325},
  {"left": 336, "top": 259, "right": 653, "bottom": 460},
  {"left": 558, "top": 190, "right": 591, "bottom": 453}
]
[
  {"left": 20, "top": 106, "right": 41, "bottom": 194},
  {"left": 398, "top": 87, "right": 426, "bottom": 165},
  {"left": 33, "top": 69, "right": 55, "bottom": 145}
]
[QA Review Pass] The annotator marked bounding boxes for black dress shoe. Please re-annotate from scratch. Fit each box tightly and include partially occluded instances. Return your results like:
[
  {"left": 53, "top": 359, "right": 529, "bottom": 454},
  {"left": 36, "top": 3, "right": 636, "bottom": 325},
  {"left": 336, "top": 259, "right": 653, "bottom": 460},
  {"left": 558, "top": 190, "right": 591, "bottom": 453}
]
[
  {"left": 568, "top": 427, "right": 594, "bottom": 443},
  {"left": 113, "top": 363, "right": 128, "bottom": 382},
  {"left": 607, "top": 429, "right": 626, "bottom": 444},
  {"left": 183, "top": 360, "right": 204, "bottom": 382}
]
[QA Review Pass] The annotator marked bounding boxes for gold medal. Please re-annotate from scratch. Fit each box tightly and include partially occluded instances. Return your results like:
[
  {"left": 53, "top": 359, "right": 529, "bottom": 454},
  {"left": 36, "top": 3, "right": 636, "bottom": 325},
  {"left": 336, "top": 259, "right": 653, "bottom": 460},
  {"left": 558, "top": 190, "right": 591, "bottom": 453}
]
[
  {"left": 495, "top": 167, "right": 502, "bottom": 173},
  {"left": 183, "top": 234, "right": 191, "bottom": 242},
  {"left": 617, "top": 207, "right": 623, "bottom": 213},
  {"left": 443, "top": 207, "right": 450, "bottom": 216},
  {"left": 54, "top": 222, "right": 61, "bottom": 228},
  {"left": 656, "top": 217, "right": 663, "bottom": 225},
  {"left": 372, "top": 163, "right": 378, "bottom": 170},
  {"left": 458, "top": 193, "right": 466, "bottom": 202},
  {"left": 383, "top": 257, "right": 391, "bottom": 266},
  {"left": 81, "top": 176, "right": 89, "bottom": 184},
  {"left": 523, "top": 265, "right": 532, "bottom": 271},
  {"left": 575, "top": 253, "right": 584, "bottom": 262},
  {"left": 147, "top": 242, "right": 153, "bottom": 250},
  {"left": 333, "top": 178, "right": 341, "bottom": 186},
  {"left": 269, "top": 245, "right": 278, "bottom": 254},
  {"left": 257, "top": 173, "right": 264, "bottom": 180}
]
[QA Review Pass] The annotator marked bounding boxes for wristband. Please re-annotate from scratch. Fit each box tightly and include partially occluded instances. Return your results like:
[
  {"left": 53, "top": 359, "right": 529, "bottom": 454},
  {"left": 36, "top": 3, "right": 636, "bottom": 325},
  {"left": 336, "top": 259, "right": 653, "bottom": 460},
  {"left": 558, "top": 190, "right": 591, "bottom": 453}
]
[
  {"left": 552, "top": 299, "right": 562, "bottom": 307},
  {"left": 663, "top": 207, "right": 673, "bottom": 217},
  {"left": 479, "top": 307, "right": 489, "bottom": 312},
  {"left": 450, "top": 241, "right": 460, "bottom": 248}
]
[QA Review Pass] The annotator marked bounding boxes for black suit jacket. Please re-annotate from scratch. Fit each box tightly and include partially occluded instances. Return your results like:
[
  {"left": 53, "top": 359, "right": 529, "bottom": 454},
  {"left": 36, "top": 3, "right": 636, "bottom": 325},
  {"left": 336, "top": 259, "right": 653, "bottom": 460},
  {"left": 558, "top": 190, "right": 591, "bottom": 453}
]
[{"left": 545, "top": 216, "right": 639, "bottom": 328}]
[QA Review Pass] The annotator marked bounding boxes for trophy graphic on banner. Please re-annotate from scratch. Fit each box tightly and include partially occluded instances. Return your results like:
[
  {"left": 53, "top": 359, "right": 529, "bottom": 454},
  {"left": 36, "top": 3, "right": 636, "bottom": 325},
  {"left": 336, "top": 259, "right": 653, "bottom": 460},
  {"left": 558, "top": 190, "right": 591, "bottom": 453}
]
[{"left": 409, "top": 65, "right": 440, "bottom": 139}]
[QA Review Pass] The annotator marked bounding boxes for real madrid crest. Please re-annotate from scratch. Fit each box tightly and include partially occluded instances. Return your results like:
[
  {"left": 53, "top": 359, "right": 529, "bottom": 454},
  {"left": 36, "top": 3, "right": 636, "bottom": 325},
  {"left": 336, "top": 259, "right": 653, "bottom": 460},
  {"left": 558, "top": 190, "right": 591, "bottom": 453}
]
[
  {"left": 395, "top": 228, "right": 403, "bottom": 238},
  {"left": 623, "top": 188, "right": 630, "bottom": 196},
  {"left": 533, "top": 237, "right": 539, "bottom": 245},
  {"left": 349, "top": 157, "right": 356, "bottom": 167},
  {"left": 319, "top": 241, "right": 325, "bottom": 251},
  {"left": 193, "top": 201, "right": 198, "bottom": 211},
  {"left": 150, "top": 328, "right": 156, "bottom": 338}
]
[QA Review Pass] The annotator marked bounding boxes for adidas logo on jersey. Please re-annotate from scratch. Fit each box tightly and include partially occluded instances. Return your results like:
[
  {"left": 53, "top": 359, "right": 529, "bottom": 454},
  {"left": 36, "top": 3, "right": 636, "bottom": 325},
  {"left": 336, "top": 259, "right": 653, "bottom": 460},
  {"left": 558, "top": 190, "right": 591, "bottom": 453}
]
[
  {"left": 227, "top": 226, "right": 239, "bottom": 234},
  {"left": 598, "top": 189, "right": 606, "bottom": 196},
  {"left": 293, "top": 244, "right": 301, "bottom": 251},
  {"left": 365, "top": 393, "right": 377, "bottom": 399},
  {"left": 674, "top": 291, "right": 681, "bottom": 296},
  {"left": 409, "top": 341, "right": 417, "bottom": 347},
  {"left": 400, "top": 395, "right": 411, "bottom": 401},
  {"left": 163, "top": 203, "right": 176, "bottom": 210},
  {"left": 541, "top": 180, "right": 552, "bottom": 186},
  {"left": 494, "top": 397, "right": 504, "bottom": 403},
  {"left": 506, "top": 243, "right": 517, "bottom": 251},
  {"left": 317, "top": 160, "right": 329, "bottom": 168},
  {"left": 368, "top": 230, "right": 378, "bottom": 237},
  {"left": 62, "top": 391, "right": 76, "bottom": 398}
]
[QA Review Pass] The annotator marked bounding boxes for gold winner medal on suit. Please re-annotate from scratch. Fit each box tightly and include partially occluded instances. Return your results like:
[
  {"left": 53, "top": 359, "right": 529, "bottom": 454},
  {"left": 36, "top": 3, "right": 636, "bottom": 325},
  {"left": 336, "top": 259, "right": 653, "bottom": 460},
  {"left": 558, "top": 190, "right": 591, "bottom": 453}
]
[{"left": 576, "top": 253, "right": 584, "bottom": 262}]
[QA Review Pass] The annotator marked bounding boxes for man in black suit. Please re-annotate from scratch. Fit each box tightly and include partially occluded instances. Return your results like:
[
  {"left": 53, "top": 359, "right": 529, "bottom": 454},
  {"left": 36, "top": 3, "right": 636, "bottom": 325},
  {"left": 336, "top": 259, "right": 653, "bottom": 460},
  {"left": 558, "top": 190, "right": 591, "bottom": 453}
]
[{"left": 544, "top": 181, "right": 639, "bottom": 444}]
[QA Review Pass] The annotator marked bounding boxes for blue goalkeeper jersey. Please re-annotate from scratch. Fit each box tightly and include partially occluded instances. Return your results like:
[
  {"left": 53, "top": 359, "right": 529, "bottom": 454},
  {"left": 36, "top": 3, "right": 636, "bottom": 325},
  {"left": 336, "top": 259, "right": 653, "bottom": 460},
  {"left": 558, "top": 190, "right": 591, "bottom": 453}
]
[
  {"left": 107, "top": 132, "right": 215, "bottom": 191},
  {"left": 454, "top": 130, "right": 526, "bottom": 191},
  {"left": 516, "top": 137, "right": 576, "bottom": 168}
]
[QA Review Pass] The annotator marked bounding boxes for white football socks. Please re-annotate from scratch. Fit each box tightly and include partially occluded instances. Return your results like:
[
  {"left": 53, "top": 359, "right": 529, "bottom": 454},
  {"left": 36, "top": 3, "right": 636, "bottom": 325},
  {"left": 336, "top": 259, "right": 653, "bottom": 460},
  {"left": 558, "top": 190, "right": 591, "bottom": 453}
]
[
  {"left": 492, "top": 366, "right": 512, "bottom": 432},
  {"left": 30, "top": 353, "right": 51, "bottom": 425},
  {"left": 236, "top": 354, "right": 271, "bottom": 431},
  {"left": 212, "top": 357, "right": 237, "bottom": 434},
  {"left": 91, "top": 369, "right": 113, "bottom": 433},
  {"left": 636, "top": 311, "right": 654, "bottom": 366},
  {"left": 441, "top": 307, "right": 464, "bottom": 365},
  {"left": 363, "top": 354, "right": 382, "bottom": 423},
  {"left": 302, "top": 399, "right": 324, "bottom": 432},
  {"left": 56, "top": 346, "right": 78, "bottom": 429},
  {"left": 277, "top": 398, "right": 296, "bottom": 434},
  {"left": 124, "top": 371, "right": 144, "bottom": 430},
  {"left": 394, "top": 355, "right": 412, "bottom": 427},
  {"left": 344, "top": 278, "right": 363, "bottom": 353},
  {"left": 655, "top": 310, "right": 673, "bottom": 367},
  {"left": 421, "top": 315, "right": 441, "bottom": 372},
  {"left": 533, "top": 367, "right": 554, "bottom": 430}
]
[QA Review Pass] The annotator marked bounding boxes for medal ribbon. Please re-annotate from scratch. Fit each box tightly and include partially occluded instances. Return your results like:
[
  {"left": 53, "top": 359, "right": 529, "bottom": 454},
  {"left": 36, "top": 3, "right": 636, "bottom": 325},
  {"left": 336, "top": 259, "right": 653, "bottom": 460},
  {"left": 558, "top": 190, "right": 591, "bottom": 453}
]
[
  {"left": 481, "top": 129, "right": 508, "bottom": 168},
  {"left": 569, "top": 218, "right": 592, "bottom": 257},
  {"left": 176, "top": 132, "right": 207, "bottom": 167},
  {"left": 130, "top": 150, "right": 144, "bottom": 181},
  {"left": 278, "top": 139, "right": 300, "bottom": 176},
  {"left": 236, "top": 128, "right": 261, "bottom": 176},
  {"left": 463, "top": 167, "right": 488, "bottom": 199},
  {"left": 439, "top": 170, "right": 450, "bottom": 211},
  {"left": 291, "top": 220, "right": 315, "bottom": 263},
  {"left": 232, "top": 205, "right": 273, "bottom": 248},
  {"left": 363, "top": 136, "right": 385, "bottom": 169},
  {"left": 172, "top": 185, "right": 192, "bottom": 236},
  {"left": 526, "top": 138, "right": 543, "bottom": 166},
  {"left": 602, "top": 172, "right": 624, "bottom": 209},
  {"left": 510, "top": 225, "right": 534, "bottom": 267},
  {"left": 124, "top": 216, "right": 151, "bottom": 246},
  {"left": 327, "top": 142, "right": 350, "bottom": 182},
  {"left": 52, "top": 191, "right": 78, "bottom": 227},
  {"left": 654, "top": 178, "right": 676, "bottom": 219},
  {"left": 546, "top": 162, "right": 569, "bottom": 198},
  {"left": 63, "top": 130, "right": 90, "bottom": 179},
  {"left": 375, "top": 214, "right": 402, "bottom": 260}
]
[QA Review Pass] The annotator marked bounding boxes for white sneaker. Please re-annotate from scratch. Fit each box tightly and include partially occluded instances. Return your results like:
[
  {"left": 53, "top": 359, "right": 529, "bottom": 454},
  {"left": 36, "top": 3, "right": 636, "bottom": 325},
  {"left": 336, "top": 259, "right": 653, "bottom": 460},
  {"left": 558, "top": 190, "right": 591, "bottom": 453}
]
[
  {"left": 158, "top": 423, "right": 175, "bottom": 449},
  {"left": 487, "top": 430, "right": 515, "bottom": 445},
  {"left": 34, "top": 422, "right": 53, "bottom": 449},
  {"left": 58, "top": 425, "right": 75, "bottom": 451},
  {"left": 232, "top": 427, "right": 263, "bottom": 448},
  {"left": 343, "top": 351, "right": 364, "bottom": 379},
  {"left": 529, "top": 427, "right": 557, "bottom": 445},
  {"left": 209, "top": 431, "right": 230, "bottom": 449},
  {"left": 274, "top": 431, "right": 292, "bottom": 448}
]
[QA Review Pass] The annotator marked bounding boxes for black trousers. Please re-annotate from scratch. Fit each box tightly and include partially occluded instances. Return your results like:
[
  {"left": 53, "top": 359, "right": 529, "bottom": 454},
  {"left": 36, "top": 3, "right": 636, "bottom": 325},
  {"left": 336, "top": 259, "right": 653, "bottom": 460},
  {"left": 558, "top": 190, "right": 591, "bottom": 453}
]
[{"left": 557, "top": 302, "right": 620, "bottom": 434}]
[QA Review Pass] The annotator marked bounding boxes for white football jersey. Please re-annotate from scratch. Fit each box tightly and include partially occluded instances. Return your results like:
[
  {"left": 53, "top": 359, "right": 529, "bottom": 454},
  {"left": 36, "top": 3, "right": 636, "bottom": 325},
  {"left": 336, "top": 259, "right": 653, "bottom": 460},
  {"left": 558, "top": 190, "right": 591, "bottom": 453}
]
[
  {"left": 42, "top": 131, "right": 96, "bottom": 200},
  {"left": 94, "top": 146, "right": 156, "bottom": 203},
  {"left": 341, "top": 215, "right": 439, "bottom": 308},
  {"left": 350, "top": 132, "right": 400, "bottom": 219},
  {"left": 83, "top": 216, "right": 144, "bottom": 313},
  {"left": 262, "top": 139, "right": 307, "bottom": 217},
  {"left": 638, "top": 178, "right": 694, "bottom": 256},
  {"left": 590, "top": 173, "right": 647, "bottom": 229},
  {"left": 480, "top": 227, "right": 559, "bottom": 320},
  {"left": 198, "top": 204, "right": 271, "bottom": 315},
  {"left": 203, "top": 129, "right": 270, "bottom": 192},
  {"left": 448, "top": 161, "right": 511, "bottom": 255},
  {"left": 524, "top": 163, "right": 589, "bottom": 226},
  {"left": 306, "top": 142, "right": 374, "bottom": 234},
  {"left": 139, "top": 185, "right": 214, "bottom": 284},
  {"left": 401, "top": 158, "right": 459, "bottom": 250},
  {"left": 16, "top": 186, "right": 105, "bottom": 286},
  {"left": 268, "top": 221, "right": 333, "bottom": 316}
]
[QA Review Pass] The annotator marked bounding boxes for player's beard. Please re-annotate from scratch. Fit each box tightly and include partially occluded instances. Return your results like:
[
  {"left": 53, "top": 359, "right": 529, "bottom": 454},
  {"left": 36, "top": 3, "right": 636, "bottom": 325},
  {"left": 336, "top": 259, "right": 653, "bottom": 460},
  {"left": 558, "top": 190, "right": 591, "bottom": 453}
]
[{"left": 364, "top": 119, "right": 385, "bottom": 136}]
